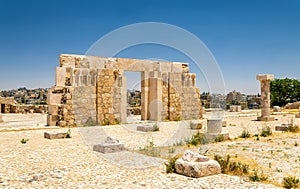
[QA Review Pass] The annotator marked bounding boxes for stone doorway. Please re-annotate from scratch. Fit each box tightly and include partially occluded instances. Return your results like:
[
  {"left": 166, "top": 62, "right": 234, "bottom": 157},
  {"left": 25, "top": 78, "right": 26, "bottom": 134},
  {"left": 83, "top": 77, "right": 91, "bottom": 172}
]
[
  {"left": 1, "top": 104, "right": 5, "bottom": 113},
  {"left": 125, "top": 71, "right": 142, "bottom": 123}
]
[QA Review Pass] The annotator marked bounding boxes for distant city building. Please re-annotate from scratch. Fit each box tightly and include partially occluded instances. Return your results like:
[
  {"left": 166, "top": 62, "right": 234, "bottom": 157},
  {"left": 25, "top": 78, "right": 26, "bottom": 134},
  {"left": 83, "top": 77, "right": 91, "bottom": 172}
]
[{"left": 0, "top": 87, "right": 48, "bottom": 105}]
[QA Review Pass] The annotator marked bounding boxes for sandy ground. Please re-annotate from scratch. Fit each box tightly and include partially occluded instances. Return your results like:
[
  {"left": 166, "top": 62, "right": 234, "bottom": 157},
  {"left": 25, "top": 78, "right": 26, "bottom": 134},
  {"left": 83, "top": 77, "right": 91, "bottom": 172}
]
[{"left": 0, "top": 110, "right": 299, "bottom": 188}]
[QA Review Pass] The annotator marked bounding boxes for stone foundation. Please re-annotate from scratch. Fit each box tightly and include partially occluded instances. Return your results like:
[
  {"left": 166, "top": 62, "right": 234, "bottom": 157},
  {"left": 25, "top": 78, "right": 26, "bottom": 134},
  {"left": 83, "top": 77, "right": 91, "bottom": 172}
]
[
  {"left": 175, "top": 150, "right": 221, "bottom": 178},
  {"left": 257, "top": 116, "right": 275, "bottom": 121}
]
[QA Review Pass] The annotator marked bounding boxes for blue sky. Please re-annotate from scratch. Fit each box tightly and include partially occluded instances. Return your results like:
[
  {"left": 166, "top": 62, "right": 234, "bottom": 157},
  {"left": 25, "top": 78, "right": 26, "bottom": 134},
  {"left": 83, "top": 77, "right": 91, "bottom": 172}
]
[{"left": 0, "top": 0, "right": 299, "bottom": 94}]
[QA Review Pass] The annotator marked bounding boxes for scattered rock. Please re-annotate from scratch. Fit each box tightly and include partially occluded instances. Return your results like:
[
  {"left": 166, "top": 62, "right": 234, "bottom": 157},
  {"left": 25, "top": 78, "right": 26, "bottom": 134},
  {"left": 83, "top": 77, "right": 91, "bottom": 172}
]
[
  {"left": 105, "top": 136, "right": 119, "bottom": 144},
  {"left": 44, "top": 132, "right": 69, "bottom": 139},
  {"left": 93, "top": 137, "right": 126, "bottom": 153},
  {"left": 175, "top": 151, "right": 221, "bottom": 178},
  {"left": 137, "top": 124, "right": 158, "bottom": 132},
  {"left": 273, "top": 106, "right": 282, "bottom": 112},
  {"left": 181, "top": 150, "right": 209, "bottom": 162}
]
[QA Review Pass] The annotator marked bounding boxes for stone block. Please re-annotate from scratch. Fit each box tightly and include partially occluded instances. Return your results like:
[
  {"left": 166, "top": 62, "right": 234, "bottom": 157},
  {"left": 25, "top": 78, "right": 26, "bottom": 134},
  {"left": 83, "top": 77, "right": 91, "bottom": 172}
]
[
  {"left": 137, "top": 125, "right": 158, "bottom": 132},
  {"left": 48, "top": 105, "right": 59, "bottom": 115},
  {"left": 60, "top": 54, "right": 76, "bottom": 68},
  {"left": 222, "top": 121, "right": 227, "bottom": 127},
  {"left": 44, "top": 132, "right": 68, "bottom": 139},
  {"left": 47, "top": 115, "right": 58, "bottom": 126},
  {"left": 47, "top": 93, "right": 62, "bottom": 105},
  {"left": 0, "top": 113, "right": 3, "bottom": 123},
  {"left": 56, "top": 67, "right": 66, "bottom": 87},
  {"left": 275, "top": 125, "right": 289, "bottom": 131},
  {"left": 207, "top": 118, "right": 222, "bottom": 133},
  {"left": 93, "top": 143, "right": 126, "bottom": 153},
  {"left": 296, "top": 114, "right": 300, "bottom": 118},
  {"left": 175, "top": 150, "right": 221, "bottom": 178}
]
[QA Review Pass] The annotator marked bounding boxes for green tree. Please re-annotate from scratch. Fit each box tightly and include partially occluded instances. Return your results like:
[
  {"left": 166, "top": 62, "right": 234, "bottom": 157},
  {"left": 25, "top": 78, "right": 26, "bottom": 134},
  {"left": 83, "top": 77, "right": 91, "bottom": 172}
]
[{"left": 270, "top": 78, "right": 300, "bottom": 106}]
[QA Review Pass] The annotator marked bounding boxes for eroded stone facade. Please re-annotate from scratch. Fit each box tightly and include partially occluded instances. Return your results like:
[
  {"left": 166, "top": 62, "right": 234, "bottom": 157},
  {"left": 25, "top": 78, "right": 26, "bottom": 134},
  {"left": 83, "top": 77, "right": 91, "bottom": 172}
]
[
  {"left": 0, "top": 97, "right": 16, "bottom": 113},
  {"left": 47, "top": 54, "right": 202, "bottom": 126}
]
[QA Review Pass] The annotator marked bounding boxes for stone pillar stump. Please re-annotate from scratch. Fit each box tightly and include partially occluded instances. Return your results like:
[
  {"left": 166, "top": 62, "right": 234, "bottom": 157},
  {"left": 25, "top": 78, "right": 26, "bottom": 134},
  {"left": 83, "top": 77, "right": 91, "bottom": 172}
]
[{"left": 256, "top": 74, "right": 275, "bottom": 121}]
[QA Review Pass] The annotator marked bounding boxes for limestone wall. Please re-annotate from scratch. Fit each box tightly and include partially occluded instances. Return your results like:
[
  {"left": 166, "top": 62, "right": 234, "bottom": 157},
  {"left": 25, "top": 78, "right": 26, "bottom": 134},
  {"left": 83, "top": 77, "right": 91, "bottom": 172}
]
[
  {"left": 47, "top": 54, "right": 203, "bottom": 127},
  {"left": 0, "top": 97, "right": 16, "bottom": 113}
]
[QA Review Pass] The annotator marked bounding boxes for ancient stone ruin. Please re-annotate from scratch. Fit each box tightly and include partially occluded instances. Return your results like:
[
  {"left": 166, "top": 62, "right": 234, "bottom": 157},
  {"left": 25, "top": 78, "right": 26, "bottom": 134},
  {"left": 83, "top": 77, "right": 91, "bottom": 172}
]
[
  {"left": 0, "top": 97, "right": 16, "bottom": 113},
  {"left": 175, "top": 150, "right": 221, "bottom": 178},
  {"left": 93, "top": 136, "right": 126, "bottom": 153},
  {"left": 47, "top": 54, "right": 203, "bottom": 126},
  {"left": 256, "top": 74, "right": 274, "bottom": 121},
  {"left": 0, "top": 96, "right": 47, "bottom": 114}
]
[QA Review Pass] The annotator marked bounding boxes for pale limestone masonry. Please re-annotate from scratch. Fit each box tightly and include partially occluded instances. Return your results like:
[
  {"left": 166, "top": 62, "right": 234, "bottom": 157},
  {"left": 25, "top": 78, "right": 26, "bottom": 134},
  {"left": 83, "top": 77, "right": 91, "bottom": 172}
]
[
  {"left": 229, "top": 105, "right": 241, "bottom": 112},
  {"left": 0, "top": 97, "right": 16, "bottom": 113},
  {"left": 256, "top": 74, "right": 275, "bottom": 121},
  {"left": 47, "top": 54, "right": 203, "bottom": 126}
]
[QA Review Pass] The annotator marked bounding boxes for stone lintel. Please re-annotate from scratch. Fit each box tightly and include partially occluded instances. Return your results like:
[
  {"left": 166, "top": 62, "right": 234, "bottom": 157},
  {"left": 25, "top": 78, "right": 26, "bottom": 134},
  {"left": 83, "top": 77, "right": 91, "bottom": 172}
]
[{"left": 256, "top": 74, "right": 274, "bottom": 81}]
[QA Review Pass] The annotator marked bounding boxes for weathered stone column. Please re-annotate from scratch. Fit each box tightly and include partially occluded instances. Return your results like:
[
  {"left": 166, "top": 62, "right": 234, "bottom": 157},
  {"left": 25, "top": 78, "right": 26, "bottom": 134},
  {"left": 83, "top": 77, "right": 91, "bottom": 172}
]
[
  {"left": 256, "top": 74, "right": 274, "bottom": 121},
  {"left": 141, "top": 71, "right": 150, "bottom": 120},
  {"left": 148, "top": 71, "right": 163, "bottom": 121}
]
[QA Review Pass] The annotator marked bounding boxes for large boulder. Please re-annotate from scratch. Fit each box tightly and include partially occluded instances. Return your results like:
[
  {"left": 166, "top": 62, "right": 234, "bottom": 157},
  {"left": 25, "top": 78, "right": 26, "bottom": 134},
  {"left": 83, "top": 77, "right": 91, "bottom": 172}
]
[{"left": 175, "top": 150, "right": 221, "bottom": 178}]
